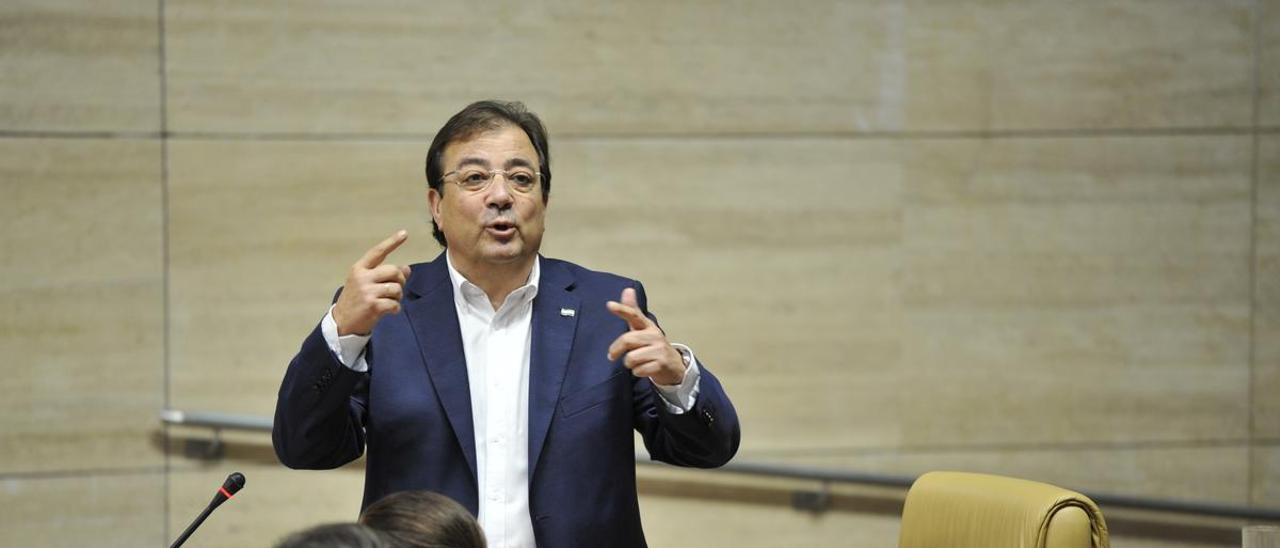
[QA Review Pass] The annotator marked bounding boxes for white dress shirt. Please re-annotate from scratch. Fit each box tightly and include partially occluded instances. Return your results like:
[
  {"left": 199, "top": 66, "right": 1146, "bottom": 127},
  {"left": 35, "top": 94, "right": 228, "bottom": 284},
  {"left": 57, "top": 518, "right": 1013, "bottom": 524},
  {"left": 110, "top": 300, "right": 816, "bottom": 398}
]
[{"left": 320, "top": 254, "right": 701, "bottom": 548}]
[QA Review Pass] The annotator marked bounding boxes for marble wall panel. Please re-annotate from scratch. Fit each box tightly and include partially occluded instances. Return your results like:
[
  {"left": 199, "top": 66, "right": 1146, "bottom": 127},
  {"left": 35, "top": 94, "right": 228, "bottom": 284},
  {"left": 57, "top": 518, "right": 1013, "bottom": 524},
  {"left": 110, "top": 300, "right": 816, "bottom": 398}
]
[
  {"left": 784, "top": 444, "right": 1249, "bottom": 506},
  {"left": 1112, "top": 536, "right": 1237, "bottom": 548},
  {"left": 900, "top": 136, "right": 1253, "bottom": 446},
  {"left": 903, "top": 0, "right": 1253, "bottom": 131},
  {"left": 0, "top": 138, "right": 163, "bottom": 473},
  {"left": 640, "top": 488, "right": 903, "bottom": 548},
  {"left": 164, "top": 0, "right": 890, "bottom": 135},
  {"left": 546, "top": 137, "right": 909, "bottom": 450},
  {"left": 1254, "top": 443, "right": 1280, "bottom": 506},
  {"left": 167, "top": 462, "right": 365, "bottom": 547},
  {"left": 550, "top": 135, "right": 1252, "bottom": 452},
  {"left": 1257, "top": 136, "right": 1280, "bottom": 439},
  {"left": 167, "top": 139, "right": 437, "bottom": 414},
  {"left": 164, "top": 0, "right": 1250, "bottom": 135},
  {"left": 0, "top": 471, "right": 165, "bottom": 547},
  {"left": 1260, "top": 0, "right": 1280, "bottom": 126},
  {"left": 0, "top": 0, "right": 160, "bottom": 132}
]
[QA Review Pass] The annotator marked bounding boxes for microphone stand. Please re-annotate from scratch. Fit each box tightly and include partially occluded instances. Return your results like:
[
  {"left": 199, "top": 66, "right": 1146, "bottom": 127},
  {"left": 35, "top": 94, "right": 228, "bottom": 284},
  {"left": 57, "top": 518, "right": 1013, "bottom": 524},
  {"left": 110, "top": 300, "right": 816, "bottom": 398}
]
[{"left": 170, "top": 472, "right": 245, "bottom": 548}]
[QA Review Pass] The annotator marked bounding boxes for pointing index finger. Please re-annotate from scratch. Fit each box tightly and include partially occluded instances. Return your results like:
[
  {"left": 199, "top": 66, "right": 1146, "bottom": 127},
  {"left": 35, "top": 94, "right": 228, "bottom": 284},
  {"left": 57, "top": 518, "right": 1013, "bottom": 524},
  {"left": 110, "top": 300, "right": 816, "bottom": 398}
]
[
  {"left": 358, "top": 230, "right": 408, "bottom": 269},
  {"left": 606, "top": 299, "right": 651, "bottom": 331}
]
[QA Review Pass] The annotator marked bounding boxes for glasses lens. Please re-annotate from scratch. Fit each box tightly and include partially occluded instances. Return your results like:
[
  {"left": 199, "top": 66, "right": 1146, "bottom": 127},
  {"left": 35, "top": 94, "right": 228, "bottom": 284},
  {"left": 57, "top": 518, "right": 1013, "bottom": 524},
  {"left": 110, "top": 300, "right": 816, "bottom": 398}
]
[
  {"left": 456, "top": 170, "right": 492, "bottom": 191},
  {"left": 507, "top": 170, "right": 538, "bottom": 193},
  {"left": 450, "top": 169, "right": 539, "bottom": 193}
]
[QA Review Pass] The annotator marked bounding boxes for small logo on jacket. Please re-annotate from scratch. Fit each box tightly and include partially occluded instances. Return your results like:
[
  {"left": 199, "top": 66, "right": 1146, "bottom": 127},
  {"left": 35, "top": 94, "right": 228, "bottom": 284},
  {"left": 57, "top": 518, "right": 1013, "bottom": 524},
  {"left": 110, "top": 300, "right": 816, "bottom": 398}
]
[{"left": 560, "top": 308, "right": 576, "bottom": 317}]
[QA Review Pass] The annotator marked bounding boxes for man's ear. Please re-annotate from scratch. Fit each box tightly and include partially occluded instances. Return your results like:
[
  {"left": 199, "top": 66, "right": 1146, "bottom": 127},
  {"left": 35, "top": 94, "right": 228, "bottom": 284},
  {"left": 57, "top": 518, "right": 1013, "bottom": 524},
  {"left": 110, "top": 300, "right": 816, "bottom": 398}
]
[{"left": 428, "top": 187, "right": 443, "bottom": 228}]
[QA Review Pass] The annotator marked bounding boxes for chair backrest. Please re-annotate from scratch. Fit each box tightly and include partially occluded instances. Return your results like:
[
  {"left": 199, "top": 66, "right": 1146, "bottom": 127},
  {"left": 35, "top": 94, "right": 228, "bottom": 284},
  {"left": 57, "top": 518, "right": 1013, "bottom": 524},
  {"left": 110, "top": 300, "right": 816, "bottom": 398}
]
[{"left": 898, "top": 471, "right": 1109, "bottom": 548}]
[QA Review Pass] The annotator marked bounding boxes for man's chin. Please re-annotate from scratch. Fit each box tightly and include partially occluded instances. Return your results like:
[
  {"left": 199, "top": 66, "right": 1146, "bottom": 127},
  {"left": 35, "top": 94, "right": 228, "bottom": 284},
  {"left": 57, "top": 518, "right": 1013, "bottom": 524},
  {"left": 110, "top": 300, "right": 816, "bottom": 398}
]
[{"left": 478, "top": 242, "right": 530, "bottom": 264}]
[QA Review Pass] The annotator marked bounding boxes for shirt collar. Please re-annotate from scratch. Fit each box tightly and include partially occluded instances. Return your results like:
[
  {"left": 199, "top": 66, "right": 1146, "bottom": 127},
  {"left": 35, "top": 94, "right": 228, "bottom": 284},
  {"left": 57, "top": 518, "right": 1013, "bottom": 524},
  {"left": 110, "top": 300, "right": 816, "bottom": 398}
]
[{"left": 445, "top": 251, "right": 540, "bottom": 316}]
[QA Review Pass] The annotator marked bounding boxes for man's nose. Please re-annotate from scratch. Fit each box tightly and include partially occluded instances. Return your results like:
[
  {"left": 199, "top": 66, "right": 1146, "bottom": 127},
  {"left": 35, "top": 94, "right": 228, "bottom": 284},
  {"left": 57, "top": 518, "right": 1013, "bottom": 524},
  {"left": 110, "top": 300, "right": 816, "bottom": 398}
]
[{"left": 484, "top": 173, "right": 515, "bottom": 207}]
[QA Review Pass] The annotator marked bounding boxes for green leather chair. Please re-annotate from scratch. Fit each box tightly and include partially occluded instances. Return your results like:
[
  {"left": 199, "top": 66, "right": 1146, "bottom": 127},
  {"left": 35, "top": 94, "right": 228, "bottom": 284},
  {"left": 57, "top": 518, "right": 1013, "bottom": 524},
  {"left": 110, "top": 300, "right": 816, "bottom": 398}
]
[{"left": 899, "top": 471, "right": 1110, "bottom": 548}]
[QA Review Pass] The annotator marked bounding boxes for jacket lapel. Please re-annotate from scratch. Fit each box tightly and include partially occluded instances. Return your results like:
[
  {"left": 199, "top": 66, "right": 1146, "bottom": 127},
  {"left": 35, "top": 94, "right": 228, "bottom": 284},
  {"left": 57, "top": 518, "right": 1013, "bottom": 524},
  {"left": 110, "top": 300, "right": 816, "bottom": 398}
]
[
  {"left": 403, "top": 255, "right": 477, "bottom": 482},
  {"left": 528, "top": 258, "right": 579, "bottom": 476}
]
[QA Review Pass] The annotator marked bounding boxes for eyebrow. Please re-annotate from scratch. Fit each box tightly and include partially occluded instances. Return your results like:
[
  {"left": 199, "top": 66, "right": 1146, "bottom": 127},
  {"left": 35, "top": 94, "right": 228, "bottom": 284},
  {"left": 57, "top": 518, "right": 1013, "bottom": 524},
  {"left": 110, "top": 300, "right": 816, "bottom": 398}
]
[
  {"left": 453, "top": 156, "right": 538, "bottom": 171},
  {"left": 504, "top": 157, "right": 536, "bottom": 170},
  {"left": 454, "top": 157, "right": 490, "bottom": 170}
]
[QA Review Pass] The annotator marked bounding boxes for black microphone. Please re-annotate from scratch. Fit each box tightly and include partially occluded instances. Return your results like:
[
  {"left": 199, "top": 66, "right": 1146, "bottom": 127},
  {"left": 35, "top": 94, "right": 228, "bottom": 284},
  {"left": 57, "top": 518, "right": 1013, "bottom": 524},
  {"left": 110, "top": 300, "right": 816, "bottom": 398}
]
[{"left": 170, "top": 472, "right": 246, "bottom": 548}]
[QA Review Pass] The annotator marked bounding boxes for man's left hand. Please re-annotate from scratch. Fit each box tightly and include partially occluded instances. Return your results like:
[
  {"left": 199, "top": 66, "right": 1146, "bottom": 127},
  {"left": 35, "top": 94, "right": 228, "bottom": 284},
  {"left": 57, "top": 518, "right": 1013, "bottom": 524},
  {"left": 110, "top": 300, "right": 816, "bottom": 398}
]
[{"left": 606, "top": 288, "right": 686, "bottom": 386}]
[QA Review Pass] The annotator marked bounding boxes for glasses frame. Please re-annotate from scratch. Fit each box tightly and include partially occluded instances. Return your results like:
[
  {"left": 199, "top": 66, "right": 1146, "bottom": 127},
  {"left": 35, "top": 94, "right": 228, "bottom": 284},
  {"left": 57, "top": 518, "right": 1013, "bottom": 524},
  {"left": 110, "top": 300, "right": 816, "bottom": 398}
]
[{"left": 440, "top": 168, "right": 542, "bottom": 194}]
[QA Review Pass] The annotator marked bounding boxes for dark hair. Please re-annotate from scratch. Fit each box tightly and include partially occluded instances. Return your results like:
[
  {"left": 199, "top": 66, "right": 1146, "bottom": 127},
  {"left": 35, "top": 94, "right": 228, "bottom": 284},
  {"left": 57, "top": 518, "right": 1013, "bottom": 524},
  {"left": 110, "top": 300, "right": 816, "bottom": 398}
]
[
  {"left": 275, "top": 523, "right": 401, "bottom": 548},
  {"left": 424, "top": 100, "right": 552, "bottom": 247},
  {"left": 359, "top": 490, "right": 487, "bottom": 548}
]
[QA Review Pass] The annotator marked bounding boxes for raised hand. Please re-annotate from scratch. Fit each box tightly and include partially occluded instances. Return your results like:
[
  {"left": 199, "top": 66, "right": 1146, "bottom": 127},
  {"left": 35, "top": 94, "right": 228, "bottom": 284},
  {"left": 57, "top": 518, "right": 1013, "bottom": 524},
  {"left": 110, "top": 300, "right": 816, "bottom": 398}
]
[
  {"left": 332, "top": 230, "right": 412, "bottom": 336},
  {"left": 606, "top": 287, "right": 686, "bottom": 386}
]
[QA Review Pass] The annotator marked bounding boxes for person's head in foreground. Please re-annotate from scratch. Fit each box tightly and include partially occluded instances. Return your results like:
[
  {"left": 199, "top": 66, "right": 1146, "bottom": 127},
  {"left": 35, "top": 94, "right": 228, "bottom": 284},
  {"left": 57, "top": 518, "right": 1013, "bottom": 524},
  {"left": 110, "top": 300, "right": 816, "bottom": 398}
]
[
  {"left": 360, "top": 490, "right": 487, "bottom": 548},
  {"left": 275, "top": 522, "right": 400, "bottom": 548}
]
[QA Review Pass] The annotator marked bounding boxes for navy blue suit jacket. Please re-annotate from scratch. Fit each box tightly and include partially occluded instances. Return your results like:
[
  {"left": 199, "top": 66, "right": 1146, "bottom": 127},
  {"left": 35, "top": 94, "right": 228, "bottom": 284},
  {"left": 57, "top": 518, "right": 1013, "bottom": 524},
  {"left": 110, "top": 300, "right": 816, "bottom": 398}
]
[{"left": 273, "top": 254, "right": 741, "bottom": 548}]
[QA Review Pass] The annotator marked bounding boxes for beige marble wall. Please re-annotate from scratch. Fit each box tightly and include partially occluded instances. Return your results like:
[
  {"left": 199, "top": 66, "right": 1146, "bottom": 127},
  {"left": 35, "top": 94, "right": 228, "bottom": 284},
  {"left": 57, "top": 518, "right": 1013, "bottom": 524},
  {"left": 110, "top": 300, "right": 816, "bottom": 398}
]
[
  {"left": 166, "top": 139, "right": 434, "bottom": 415},
  {"left": 0, "top": 138, "right": 164, "bottom": 474},
  {"left": 1256, "top": 444, "right": 1280, "bottom": 507},
  {"left": 1, "top": 1, "right": 1274, "bottom": 547},
  {"left": 1262, "top": 0, "right": 1280, "bottom": 126},
  {"left": 162, "top": 0, "right": 1252, "bottom": 135},
  {"left": 640, "top": 487, "right": 904, "bottom": 548},
  {"left": 1260, "top": 137, "right": 1280, "bottom": 442},
  {"left": 0, "top": 0, "right": 160, "bottom": 132},
  {"left": 167, "top": 461, "right": 366, "bottom": 547},
  {"left": 0, "top": 471, "right": 167, "bottom": 547},
  {"left": 0, "top": 137, "right": 163, "bottom": 548}
]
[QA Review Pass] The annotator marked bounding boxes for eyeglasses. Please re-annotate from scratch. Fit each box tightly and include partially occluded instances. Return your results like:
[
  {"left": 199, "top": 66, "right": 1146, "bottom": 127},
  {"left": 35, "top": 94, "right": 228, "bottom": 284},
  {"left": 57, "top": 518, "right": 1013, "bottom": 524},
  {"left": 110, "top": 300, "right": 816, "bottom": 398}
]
[{"left": 441, "top": 168, "right": 541, "bottom": 194}]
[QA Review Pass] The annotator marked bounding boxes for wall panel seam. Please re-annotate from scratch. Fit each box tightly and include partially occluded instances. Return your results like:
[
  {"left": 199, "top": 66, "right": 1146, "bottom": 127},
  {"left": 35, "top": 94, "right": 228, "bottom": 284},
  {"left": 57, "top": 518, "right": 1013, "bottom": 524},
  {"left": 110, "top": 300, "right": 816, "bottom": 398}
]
[
  {"left": 1247, "top": 0, "right": 1263, "bottom": 506},
  {"left": 158, "top": 0, "right": 172, "bottom": 544}
]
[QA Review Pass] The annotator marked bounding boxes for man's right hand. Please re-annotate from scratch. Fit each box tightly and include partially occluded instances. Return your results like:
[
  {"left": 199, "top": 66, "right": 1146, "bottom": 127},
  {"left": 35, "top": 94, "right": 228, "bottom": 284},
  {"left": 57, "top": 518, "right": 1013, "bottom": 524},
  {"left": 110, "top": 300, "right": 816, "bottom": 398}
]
[{"left": 332, "top": 230, "right": 412, "bottom": 336}]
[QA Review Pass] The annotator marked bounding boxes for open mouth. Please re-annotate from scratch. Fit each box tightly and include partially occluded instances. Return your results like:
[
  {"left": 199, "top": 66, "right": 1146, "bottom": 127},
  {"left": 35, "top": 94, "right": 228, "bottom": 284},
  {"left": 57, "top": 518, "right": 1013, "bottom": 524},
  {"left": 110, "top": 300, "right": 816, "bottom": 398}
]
[{"left": 486, "top": 220, "right": 517, "bottom": 238}]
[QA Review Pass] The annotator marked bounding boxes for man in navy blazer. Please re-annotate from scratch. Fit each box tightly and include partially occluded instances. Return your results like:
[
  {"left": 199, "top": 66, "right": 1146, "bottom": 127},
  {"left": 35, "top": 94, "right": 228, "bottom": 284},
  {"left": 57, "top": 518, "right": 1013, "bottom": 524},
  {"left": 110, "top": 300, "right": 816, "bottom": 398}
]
[{"left": 273, "top": 101, "right": 741, "bottom": 548}]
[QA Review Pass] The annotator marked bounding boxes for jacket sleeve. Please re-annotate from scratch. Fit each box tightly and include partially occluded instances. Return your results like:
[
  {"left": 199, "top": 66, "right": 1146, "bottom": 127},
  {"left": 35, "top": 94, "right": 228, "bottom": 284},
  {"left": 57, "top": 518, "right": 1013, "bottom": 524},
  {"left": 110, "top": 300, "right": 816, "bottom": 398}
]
[
  {"left": 272, "top": 321, "right": 370, "bottom": 469},
  {"left": 630, "top": 281, "right": 741, "bottom": 468}
]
